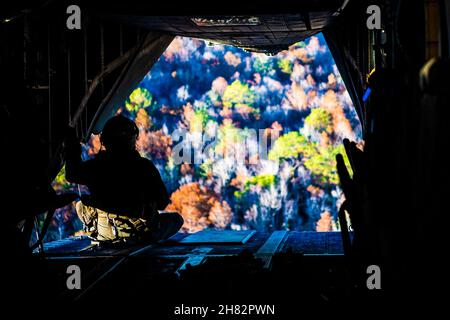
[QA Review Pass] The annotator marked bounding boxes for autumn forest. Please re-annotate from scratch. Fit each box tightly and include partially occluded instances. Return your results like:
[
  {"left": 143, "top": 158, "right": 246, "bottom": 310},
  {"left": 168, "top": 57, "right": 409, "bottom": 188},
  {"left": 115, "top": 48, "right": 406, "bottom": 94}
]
[{"left": 48, "top": 33, "right": 362, "bottom": 241}]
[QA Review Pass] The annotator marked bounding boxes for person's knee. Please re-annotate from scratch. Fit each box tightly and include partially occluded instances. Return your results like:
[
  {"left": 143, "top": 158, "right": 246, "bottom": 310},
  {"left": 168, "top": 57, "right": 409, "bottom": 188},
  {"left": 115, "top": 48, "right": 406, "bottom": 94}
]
[
  {"left": 174, "top": 213, "right": 184, "bottom": 229},
  {"left": 75, "top": 201, "right": 87, "bottom": 222},
  {"left": 75, "top": 201, "right": 83, "bottom": 214},
  {"left": 157, "top": 212, "right": 184, "bottom": 231}
]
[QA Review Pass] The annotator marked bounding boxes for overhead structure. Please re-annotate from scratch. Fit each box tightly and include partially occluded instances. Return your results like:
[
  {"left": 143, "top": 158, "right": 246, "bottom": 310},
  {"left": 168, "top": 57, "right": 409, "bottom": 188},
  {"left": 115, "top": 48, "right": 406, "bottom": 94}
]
[{"left": 97, "top": 0, "right": 349, "bottom": 54}]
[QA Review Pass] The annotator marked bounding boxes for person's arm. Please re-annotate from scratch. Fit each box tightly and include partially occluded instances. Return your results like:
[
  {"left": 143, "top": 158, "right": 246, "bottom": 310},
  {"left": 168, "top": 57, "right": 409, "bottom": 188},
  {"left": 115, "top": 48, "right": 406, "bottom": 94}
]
[
  {"left": 64, "top": 126, "right": 90, "bottom": 185},
  {"left": 145, "top": 160, "right": 170, "bottom": 210},
  {"left": 152, "top": 163, "right": 170, "bottom": 210}
]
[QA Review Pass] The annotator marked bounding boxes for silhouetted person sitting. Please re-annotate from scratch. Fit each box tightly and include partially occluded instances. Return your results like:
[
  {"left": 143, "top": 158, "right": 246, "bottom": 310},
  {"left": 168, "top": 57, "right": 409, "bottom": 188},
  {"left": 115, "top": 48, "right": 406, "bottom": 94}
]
[{"left": 65, "top": 115, "right": 184, "bottom": 244}]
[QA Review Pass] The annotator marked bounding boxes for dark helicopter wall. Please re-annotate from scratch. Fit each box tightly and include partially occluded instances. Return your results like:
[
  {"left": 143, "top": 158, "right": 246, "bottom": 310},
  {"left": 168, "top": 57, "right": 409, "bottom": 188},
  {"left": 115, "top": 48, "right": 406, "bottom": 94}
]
[
  {"left": 0, "top": 1, "right": 166, "bottom": 244},
  {"left": 1, "top": 1, "right": 153, "bottom": 180}
]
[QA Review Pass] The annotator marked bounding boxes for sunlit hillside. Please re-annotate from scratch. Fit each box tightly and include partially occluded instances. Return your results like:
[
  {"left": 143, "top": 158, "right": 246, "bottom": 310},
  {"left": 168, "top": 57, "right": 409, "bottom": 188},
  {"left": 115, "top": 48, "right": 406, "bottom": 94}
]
[{"left": 48, "top": 34, "right": 362, "bottom": 241}]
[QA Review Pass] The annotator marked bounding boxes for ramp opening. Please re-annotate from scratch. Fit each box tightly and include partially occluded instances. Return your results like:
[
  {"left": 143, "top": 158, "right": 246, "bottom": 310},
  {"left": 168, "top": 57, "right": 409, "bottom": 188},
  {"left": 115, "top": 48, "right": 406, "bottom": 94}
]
[{"left": 42, "top": 33, "right": 361, "bottom": 243}]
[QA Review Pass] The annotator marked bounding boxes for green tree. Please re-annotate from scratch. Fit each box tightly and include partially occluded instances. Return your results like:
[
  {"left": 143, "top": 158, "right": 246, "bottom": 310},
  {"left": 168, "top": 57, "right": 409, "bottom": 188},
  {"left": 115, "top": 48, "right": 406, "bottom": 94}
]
[
  {"left": 304, "top": 108, "right": 333, "bottom": 133},
  {"left": 125, "top": 87, "right": 153, "bottom": 115},
  {"left": 222, "top": 80, "right": 256, "bottom": 109},
  {"left": 277, "top": 58, "right": 293, "bottom": 74},
  {"left": 252, "top": 55, "right": 274, "bottom": 75},
  {"left": 268, "top": 132, "right": 352, "bottom": 186},
  {"left": 190, "top": 105, "right": 210, "bottom": 132},
  {"left": 304, "top": 144, "right": 345, "bottom": 185},
  {"left": 235, "top": 174, "right": 276, "bottom": 198},
  {"left": 268, "top": 131, "right": 315, "bottom": 161},
  {"left": 247, "top": 174, "right": 276, "bottom": 188}
]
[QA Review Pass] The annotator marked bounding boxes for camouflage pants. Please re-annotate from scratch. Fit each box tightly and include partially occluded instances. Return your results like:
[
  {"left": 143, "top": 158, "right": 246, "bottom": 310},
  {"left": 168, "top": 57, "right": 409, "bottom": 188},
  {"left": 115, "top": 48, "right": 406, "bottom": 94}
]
[{"left": 75, "top": 201, "right": 184, "bottom": 243}]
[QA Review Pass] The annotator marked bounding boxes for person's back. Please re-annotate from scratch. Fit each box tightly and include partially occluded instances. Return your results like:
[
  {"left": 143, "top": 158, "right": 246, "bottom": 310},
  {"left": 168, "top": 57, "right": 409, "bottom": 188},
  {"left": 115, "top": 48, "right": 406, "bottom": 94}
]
[
  {"left": 70, "top": 148, "right": 168, "bottom": 218},
  {"left": 65, "top": 115, "right": 183, "bottom": 243}
]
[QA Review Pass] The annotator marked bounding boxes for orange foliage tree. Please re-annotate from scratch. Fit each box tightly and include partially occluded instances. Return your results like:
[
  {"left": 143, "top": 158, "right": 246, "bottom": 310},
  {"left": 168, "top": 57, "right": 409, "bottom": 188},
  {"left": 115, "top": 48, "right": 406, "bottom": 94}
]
[
  {"left": 316, "top": 211, "right": 333, "bottom": 232},
  {"left": 166, "top": 182, "right": 233, "bottom": 232}
]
